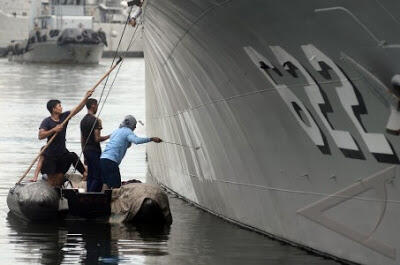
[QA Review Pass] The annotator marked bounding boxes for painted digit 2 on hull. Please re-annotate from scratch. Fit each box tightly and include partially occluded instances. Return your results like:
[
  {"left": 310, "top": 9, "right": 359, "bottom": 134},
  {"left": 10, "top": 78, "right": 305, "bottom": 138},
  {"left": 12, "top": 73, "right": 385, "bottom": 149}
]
[{"left": 244, "top": 45, "right": 398, "bottom": 164}]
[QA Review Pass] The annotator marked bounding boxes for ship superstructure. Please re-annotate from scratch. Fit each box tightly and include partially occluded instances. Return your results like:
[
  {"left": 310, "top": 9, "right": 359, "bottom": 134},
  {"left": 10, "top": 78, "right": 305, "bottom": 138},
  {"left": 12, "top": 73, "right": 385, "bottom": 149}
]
[
  {"left": 143, "top": 1, "right": 400, "bottom": 264},
  {"left": 0, "top": 0, "right": 142, "bottom": 57},
  {"left": 7, "top": 0, "right": 106, "bottom": 63}
]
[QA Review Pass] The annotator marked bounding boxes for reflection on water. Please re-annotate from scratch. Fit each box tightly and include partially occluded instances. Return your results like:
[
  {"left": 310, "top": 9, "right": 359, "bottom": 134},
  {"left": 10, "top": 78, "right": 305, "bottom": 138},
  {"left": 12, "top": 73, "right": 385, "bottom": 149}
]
[
  {"left": 0, "top": 59, "right": 340, "bottom": 264},
  {"left": 6, "top": 196, "right": 339, "bottom": 265},
  {"left": 7, "top": 212, "right": 170, "bottom": 265}
]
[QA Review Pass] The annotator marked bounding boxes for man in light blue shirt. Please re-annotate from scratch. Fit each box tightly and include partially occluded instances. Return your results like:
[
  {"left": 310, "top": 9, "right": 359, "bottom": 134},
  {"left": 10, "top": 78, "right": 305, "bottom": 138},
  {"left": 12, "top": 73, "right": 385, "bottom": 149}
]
[{"left": 100, "top": 115, "right": 162, "bottom": 188}]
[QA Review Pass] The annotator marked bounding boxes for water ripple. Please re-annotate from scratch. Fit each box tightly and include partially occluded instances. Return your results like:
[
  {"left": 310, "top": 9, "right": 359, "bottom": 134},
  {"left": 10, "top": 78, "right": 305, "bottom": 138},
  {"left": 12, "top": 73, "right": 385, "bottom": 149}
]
[{"left": 0, "top": 58, "right": 340, "bottom": 265}]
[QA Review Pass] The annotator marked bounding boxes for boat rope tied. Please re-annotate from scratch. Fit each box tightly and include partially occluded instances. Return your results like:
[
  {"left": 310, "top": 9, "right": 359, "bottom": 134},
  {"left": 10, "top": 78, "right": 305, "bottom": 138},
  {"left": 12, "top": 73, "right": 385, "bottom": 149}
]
[
  {"left": 73, "top": 2, "right": 144, "bottom": 173},
  {"left": 97, "top": 3, "right": 136, "bottom": 107}
]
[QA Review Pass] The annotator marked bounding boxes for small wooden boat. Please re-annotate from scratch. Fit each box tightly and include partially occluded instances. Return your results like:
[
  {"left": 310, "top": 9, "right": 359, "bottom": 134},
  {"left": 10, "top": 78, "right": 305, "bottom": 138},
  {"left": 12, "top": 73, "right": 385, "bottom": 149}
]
[{"left": 7, "top": 176, "right": 172, "bottom": 225}]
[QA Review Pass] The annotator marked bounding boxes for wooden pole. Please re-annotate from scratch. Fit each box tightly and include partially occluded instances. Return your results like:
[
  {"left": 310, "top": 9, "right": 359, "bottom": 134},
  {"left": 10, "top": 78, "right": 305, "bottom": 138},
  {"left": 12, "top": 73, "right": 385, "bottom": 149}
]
[{"left": 16, "top": 57, "right": 123, "bottom": 184}]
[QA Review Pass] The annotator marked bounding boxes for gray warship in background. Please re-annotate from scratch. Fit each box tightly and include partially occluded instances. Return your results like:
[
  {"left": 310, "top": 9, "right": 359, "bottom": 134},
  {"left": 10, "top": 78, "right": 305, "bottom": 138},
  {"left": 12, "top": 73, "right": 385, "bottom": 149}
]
[
  {"left": 143, "top": 0, "right": 400, "bottom": 264},
  {"left": 7, "top": 0, "right": 106, "bottom": 63},
  {"left": 0, "top": 0, "right": 143, "bottom": 58}
]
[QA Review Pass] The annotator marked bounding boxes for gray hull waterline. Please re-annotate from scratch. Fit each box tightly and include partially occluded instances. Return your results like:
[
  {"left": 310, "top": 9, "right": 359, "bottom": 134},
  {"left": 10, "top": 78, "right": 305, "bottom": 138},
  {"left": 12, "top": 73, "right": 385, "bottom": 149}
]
[
  {"left": 143, "top": 0, "right": 400, "bottom": 264},
  {"left": 8, "top": 41, "right": 104, "bottom": 64}
]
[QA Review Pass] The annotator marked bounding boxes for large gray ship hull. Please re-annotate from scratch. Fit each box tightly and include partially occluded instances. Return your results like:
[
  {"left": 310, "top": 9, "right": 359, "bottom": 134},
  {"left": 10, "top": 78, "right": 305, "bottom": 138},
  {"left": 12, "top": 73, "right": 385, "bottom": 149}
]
[
  {"left": 143, "top": 1, "right": 400, "bottom": 264},
  {"left": 8, "top": 41, "right": 104, "bottom": 64}
]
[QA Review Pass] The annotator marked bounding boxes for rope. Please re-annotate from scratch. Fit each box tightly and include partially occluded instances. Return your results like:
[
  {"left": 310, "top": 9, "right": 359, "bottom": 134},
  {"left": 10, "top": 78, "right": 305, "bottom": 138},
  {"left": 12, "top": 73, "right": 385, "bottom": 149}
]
[
  {"left": 17, "top": 58, "right": 123, "bottom": 184},
  {"left": 19, "top": 3, "right": 142, "bottom": 182},
  {"left": 97, "top": 26, "right": 140, "bottom": 116},
  {"left": 72, "top": 8, "right": 142, "bottom": 174},
  {"left": 97, "top": 4, "right": 135, "bottom": 107}
]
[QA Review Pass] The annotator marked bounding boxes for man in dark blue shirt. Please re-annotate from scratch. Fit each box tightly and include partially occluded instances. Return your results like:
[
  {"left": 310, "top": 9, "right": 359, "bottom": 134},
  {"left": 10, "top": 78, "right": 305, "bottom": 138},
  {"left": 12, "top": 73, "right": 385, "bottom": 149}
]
[
  {"left": 80, "top": 98, "right": 110, "bottom": 192},
  {"left": 39, "top": 89, "right": 93, "bottom": 187}
]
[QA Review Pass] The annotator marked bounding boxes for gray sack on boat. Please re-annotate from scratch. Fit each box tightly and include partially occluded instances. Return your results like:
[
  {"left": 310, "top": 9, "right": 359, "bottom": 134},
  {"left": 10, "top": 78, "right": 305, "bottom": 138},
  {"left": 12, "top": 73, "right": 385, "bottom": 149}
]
[
  {"left": 110, "top": 183, "right": 172, "bottom": 224},
  {"left": 7, "top": 181, "right": 60, "bottom": 221}
]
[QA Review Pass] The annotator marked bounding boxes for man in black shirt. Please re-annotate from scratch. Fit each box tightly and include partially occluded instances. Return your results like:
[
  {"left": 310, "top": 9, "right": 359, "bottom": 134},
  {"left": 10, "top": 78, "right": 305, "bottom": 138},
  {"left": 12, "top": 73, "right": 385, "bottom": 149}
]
[
  {"left": 80, "top": 98, "right": 110, "bottom": 192},
  {"left": 39, "top": 89, "right": 93, "bottom": 187}
]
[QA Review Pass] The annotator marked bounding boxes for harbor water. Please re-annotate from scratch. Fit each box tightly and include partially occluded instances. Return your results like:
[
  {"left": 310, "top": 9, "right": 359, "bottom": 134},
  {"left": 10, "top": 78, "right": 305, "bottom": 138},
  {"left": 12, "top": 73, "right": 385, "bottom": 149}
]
[{"left": 0, "top": 58, "right": 341, "bottom": 264}]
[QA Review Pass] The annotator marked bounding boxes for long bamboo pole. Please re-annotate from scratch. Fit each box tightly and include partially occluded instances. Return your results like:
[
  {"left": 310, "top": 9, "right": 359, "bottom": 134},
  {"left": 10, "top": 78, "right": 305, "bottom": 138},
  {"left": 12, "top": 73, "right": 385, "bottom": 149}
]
[{"left": 16, "top": 57, "right": 123, "bottom": 184}]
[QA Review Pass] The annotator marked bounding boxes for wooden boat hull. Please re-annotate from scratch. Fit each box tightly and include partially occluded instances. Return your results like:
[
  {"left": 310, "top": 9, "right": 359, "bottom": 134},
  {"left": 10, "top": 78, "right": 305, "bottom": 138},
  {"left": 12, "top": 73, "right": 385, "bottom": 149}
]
[{"left": 62, "top": 189, "right": 112, "bottom": 219}]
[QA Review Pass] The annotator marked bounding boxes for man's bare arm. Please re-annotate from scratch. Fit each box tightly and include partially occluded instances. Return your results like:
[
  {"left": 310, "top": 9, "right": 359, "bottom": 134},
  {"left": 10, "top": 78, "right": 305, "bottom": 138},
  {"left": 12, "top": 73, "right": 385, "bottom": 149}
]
[
  {"left": 70, "top": 89, "right": 94, "bottom": 117},
  {"left": 38, "top": 125, "right": 63, "bottom": 140},
  {"left": 94, "top": 129, "right": 110, "bottom": 143}
]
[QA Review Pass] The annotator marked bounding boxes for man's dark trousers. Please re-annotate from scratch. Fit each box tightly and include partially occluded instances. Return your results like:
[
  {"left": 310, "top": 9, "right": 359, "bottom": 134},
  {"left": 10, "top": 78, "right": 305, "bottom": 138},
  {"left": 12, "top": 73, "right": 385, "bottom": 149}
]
[{"left": 84, "top": 150, "right": 103, "bottom": 192}]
